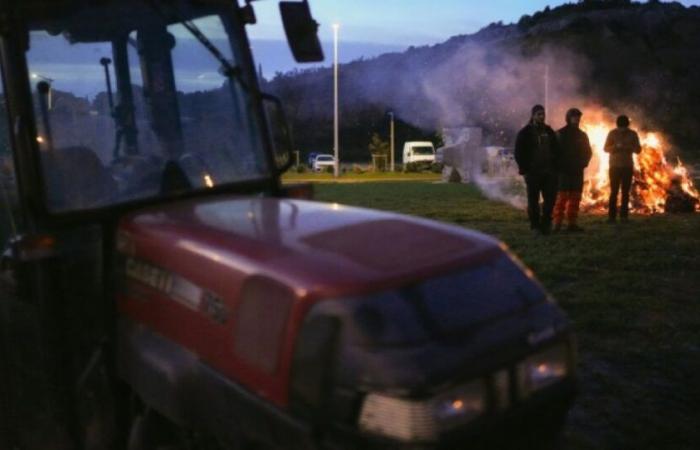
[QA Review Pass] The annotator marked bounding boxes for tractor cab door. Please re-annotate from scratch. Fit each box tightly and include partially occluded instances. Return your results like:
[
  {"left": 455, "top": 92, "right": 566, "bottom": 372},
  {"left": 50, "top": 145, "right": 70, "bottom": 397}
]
[
  {"left": 0, "top": 24, "right": 112, "bottom": 447},
  {"left": 0, "top": 67, "right": 109, "bottom": 449},
  {"left": 0, "top": 57, "right": 25, "bottom": 448}
]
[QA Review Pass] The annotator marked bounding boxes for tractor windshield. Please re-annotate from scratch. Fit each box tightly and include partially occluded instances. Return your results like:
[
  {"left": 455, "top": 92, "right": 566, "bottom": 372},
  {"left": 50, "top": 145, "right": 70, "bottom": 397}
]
[{"left": 26, "top": 2, "right": 268, "bottom": 213}]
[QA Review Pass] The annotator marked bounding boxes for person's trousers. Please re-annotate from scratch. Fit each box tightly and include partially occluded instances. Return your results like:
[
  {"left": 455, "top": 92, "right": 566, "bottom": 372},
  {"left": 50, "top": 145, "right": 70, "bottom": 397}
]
[
  {"left": 609, "top": 166, "right": 634, "bottom": 220},
  {"left": 554, "top": 191, "right": 582, "bottom": 226},
  {"left": 525, "top": 172, "right": 558, "bottom": 230}
]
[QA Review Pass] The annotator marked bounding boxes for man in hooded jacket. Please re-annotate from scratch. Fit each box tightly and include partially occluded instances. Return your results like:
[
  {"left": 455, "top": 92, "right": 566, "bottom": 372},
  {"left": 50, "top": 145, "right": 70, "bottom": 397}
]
[
  {"left": 553, "top": 108, "right": 592, "bottom": 232},
  {"left": 515, "top": 104, "right": 560, "bottom": 235}
]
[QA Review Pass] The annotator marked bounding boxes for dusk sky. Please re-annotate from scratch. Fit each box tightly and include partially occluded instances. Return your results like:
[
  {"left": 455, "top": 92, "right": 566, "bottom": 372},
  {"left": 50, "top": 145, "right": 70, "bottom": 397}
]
[{"left": 248, "top": 0, "right": 700, "bottom": 75}]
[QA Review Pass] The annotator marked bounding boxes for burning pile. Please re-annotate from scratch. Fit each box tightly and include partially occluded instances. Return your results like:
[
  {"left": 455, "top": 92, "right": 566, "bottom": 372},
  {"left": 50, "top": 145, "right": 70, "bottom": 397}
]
[{"left": 580, "top": 119, "right": 699, "bottom": 214}]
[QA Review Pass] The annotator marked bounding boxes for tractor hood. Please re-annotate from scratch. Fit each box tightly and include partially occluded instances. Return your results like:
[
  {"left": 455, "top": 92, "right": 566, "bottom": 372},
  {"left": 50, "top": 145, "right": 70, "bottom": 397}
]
[
  {"left": 117, "top": 196, "right": 503, "bottom": 300},
  {"left": 115, "top": 196, "right": 557, "bottom": 409}
]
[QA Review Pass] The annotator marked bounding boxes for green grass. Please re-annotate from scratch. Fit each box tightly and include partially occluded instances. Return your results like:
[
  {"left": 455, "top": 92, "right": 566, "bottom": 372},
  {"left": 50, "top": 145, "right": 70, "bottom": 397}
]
[
  {"left": 282, "top": 171, "right": 441, "bottom": 183},
  {"left": 315, "top": 182, "right": 700, "bottom": 450}
]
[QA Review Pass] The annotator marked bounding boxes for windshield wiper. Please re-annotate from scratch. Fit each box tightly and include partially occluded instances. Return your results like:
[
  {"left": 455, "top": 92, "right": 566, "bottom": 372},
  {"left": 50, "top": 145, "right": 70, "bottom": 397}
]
[{"left": 148, "top": 0, "right": 253, "bottom": 93}]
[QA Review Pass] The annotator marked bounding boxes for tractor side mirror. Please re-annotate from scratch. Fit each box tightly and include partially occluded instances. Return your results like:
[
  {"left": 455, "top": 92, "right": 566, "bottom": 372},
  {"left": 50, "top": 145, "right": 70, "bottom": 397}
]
[
  {"left": 280, "top": 1, "right": 324, "bottom": 63},
  {"left": 262, "top": 93, "right": 293, "bottom": 173}
]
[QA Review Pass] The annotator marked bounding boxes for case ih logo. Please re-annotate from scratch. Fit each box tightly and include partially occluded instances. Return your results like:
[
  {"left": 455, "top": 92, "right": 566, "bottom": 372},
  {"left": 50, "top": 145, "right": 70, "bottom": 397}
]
[
  {"left": 124, "top": 257, "right": 228, "bottom": 322},
  {"left": 125, "top": 257, "right": 173, "bottom": 294}
]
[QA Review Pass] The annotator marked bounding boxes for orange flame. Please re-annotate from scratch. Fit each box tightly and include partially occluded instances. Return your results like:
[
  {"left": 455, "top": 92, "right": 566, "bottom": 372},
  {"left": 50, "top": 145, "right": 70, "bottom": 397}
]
[{"left": 580, "top": 117, "right": 699, "bottom": 214}]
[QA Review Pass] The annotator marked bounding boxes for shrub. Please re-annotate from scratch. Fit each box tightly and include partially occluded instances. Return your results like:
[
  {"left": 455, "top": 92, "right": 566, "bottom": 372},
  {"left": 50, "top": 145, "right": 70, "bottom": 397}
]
[
  {"left": 295, "top": 165, "right": 307, "bottom": 174},
  {"left": 430, "top": 162, "right": 444, "bottom": 173},
  {"left": 404, "top": 162, "right": 420, "bottom": 173}
]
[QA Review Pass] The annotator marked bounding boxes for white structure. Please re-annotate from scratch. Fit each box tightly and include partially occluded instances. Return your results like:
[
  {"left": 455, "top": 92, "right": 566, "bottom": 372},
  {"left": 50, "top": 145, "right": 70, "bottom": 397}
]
[
  {"left": 436, "top": 127, "right": 483, "bottom": 183},
  {"left": 484, "top": 146, "right": 518, "bottom": 177}
]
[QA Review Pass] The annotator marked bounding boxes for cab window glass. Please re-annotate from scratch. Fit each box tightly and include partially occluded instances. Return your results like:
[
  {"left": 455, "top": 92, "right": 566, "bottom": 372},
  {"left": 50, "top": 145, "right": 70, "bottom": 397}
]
[{"left": 25, "top": 5, "right": 268, "bottom": 213}]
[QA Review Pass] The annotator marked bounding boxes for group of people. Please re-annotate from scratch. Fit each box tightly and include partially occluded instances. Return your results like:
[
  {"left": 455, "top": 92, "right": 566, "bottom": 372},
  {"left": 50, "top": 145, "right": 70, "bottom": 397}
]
[{"left": 515, "top": 104, "right": 641, "bottom": 235}]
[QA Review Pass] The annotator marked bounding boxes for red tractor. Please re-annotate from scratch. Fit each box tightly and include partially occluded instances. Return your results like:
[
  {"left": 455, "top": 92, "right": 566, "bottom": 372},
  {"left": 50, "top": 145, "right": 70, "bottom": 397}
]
[{"left": 0, "top": 1, "right": 576, "bottom": 449}]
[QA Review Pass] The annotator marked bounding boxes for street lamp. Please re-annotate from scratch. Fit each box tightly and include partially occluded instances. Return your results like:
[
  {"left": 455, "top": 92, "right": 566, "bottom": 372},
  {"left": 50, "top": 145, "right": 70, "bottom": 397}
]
[
  {"left": 332, "top": 23, "right": 340, "bottom": 178},
  {"left": 388, "top": 111, "right": 395, "bottom": 172},
  {"left": 31, "top": 72, "right": 54, "bottom": 110},
  {"left": 544, "top": 64, "right": 550, "bottom": 115}
]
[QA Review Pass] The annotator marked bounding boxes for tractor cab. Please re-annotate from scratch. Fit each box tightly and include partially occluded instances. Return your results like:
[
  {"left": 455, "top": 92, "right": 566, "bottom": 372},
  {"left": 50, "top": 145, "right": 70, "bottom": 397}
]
[
  {"left": 0, "top": 1, "right": 319, "bottom": 448},
  {"left": 2, "top": 0, "right": 303, "bottom": 222}
]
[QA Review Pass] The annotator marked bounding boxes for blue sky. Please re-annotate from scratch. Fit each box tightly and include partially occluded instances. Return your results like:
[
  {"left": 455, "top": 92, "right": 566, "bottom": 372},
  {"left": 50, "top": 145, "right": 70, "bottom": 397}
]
[
  {"left": 249, "top": 0, "right": 700, "bottom": 46},
  {"left": 248, "top": 0, "right": 700, "bottom": 75}
]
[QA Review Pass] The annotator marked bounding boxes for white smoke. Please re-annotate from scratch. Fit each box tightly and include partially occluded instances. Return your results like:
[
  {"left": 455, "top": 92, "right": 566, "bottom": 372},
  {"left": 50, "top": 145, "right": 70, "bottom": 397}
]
[
  {"left": 411, "top": 38, "right": 595, "bottom": 208},
  {"left": 473, "top": 173, "right": 527, "bottom": 210}
]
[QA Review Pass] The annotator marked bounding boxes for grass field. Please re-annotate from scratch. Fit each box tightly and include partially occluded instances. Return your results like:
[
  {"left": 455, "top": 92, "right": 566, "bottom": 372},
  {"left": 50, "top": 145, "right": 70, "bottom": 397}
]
[
  {"left": 282, "top": 171, "right": 441, "bottom": 183},
  {"left": 314, "top": 181, "right": 700, "bottom": 450}
]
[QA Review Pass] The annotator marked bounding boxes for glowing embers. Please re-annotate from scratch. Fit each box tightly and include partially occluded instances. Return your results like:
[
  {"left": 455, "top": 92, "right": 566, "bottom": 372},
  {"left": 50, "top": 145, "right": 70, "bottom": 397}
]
[{"left": 581, "top": 119, "right": 699, "bottom": 214}]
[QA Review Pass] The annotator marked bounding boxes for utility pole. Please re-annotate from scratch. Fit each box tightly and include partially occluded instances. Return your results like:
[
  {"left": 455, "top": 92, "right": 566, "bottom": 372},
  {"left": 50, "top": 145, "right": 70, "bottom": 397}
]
[
  {"left": 333, "top": 23, "right": 340, "bottom": 178},
  {"left": 388, "top": 111, "right": 395, "bottom": 172},
  {"left": 544, "top": 64, "right": 550, "bottom": 115}
]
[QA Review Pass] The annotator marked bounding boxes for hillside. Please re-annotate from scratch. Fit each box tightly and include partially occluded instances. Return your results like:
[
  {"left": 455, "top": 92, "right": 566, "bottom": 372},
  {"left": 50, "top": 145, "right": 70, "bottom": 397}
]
[{"left": 267, "top": 0, "right": 700, "bottom": 162}]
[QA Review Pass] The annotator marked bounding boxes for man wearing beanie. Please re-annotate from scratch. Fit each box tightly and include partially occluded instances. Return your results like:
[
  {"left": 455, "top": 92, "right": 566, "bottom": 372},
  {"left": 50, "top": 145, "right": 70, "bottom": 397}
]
[
  {"left": 553, "top": 108, "right": 592, "bottom": 232},
  {"left": 604, "top": 115, "right": 641, "bottom": 223},
  {"left": 515, "top": 104, "right": 560, "bottom": 235}
]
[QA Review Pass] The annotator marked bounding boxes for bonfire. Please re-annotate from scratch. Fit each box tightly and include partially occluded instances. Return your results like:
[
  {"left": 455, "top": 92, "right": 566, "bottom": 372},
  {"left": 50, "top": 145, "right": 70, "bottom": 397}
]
[{"left": 580, "top": 117, "right": 699, "bottom": 214}]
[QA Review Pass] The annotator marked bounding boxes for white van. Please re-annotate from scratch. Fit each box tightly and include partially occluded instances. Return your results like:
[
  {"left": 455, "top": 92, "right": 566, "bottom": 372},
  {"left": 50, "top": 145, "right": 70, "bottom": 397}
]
[{"left": 403, "top": 141, "right": 435, "bottom": 164}]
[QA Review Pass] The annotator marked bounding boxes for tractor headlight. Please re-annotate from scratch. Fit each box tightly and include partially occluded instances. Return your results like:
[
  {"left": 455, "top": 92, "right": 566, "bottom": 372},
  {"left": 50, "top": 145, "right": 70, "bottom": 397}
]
[
  {"left": 518, "top": 344, "right": 569, "bottom": 396},
  {"left": 358, "top": 380, "right": 485, "bottom": 442}
]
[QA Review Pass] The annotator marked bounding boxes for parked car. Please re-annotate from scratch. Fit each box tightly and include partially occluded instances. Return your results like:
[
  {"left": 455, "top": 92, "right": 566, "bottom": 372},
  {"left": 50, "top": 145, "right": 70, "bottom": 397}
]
[{"left": 313, "top": 154, "right": 336, "bottom": 172}]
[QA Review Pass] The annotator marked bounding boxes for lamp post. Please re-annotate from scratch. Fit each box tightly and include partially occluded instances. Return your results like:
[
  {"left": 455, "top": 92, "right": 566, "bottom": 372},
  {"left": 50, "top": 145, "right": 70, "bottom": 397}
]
[
  {"left": 388, "top": 111, "right": 395, "bottom": 172},
  {"left": 31, "top": 73, "right": 54, "bottom": 109},
  {"left": 544, "top": 64, "right": 549, "bottom": 115},
  {"left": 332, "top": 23, "right": 340, "bottom": 178}
]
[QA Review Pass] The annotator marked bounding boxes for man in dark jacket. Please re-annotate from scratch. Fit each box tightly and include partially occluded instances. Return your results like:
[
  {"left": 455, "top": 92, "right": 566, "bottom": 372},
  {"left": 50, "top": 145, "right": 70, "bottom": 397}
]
[
  {"left": 553, "top": 108, "right": 592, "bottom": 232},
  {"left": 515, "top": 104, "right": 560, "bottom": 235},
  {"left": 604, "top": 115, "right": 641, "bottom": 222}
]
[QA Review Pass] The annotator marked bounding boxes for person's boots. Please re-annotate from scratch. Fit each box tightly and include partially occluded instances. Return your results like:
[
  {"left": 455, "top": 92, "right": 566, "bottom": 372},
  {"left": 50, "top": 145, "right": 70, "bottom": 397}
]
[
  {"left": 540, "top": 220, "right": 552, "bottom": 236},
  {"left": 567, "top": 196, "right": 582, "bottom": 232}
]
